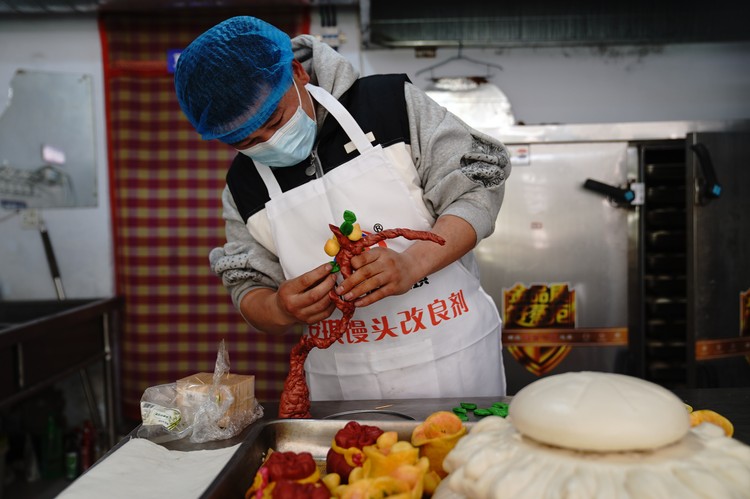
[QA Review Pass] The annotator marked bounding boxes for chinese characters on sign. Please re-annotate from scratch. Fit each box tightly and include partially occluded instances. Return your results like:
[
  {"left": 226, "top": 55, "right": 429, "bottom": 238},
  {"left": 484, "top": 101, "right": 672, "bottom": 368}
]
[
  {"left": 308, "top": 288, "right": 469, "bottom": 345},
  {"left": 504, "top": 283, "right": 575, "bottom": 328},
  {"left": 503, "top": 283, "right": 576, "bottom": 376}
]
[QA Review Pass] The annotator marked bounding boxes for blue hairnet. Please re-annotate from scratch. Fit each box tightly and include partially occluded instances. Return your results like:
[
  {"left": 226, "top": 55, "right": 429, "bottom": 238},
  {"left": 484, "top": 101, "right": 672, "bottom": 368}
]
[{"left": 174, "top": 16, "right": 294, "bottom": 143}]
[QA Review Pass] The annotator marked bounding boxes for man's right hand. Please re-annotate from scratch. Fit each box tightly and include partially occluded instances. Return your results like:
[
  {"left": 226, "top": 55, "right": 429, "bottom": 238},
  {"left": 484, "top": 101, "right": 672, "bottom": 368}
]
[{"left": 241, "top": 263, "right": 337, "bottom": 334}]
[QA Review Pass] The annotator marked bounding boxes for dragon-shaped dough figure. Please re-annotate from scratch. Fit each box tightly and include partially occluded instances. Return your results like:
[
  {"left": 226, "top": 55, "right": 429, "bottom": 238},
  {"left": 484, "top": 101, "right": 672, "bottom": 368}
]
[{"left": 278, "top": 214, "right": 445, "bottom": 418}]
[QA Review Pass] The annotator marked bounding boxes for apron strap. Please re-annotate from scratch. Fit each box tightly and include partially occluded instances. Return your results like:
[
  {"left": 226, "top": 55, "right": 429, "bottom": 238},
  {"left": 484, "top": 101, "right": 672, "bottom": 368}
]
[
  {"left": 305, "top": 84, "right": 374, "bottom": 154},
  {"left": 254, "top": 162, "right": 283, "bottom": 199}
]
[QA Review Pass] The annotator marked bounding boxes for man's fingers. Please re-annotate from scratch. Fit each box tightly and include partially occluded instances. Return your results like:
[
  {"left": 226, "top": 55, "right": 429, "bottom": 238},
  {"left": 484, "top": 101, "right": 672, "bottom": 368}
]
[{"left": 295, "top": 262, "right": 334, "bottom": 291}]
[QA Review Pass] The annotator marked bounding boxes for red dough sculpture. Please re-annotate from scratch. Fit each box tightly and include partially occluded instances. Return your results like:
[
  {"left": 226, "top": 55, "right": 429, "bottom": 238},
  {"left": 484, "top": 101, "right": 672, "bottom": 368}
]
[
  {"left": 278, "top": 216, "right": 446, "bottom": 419},
  {"left": 245, "top": 451, "right": 330, "bottom": 499},
  {"left": 326, "top": 421, "right": 385, "bottom": 482}
]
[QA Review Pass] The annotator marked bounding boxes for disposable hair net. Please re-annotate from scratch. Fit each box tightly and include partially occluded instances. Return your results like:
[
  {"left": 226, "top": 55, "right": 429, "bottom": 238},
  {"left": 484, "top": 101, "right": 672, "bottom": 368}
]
[{"left": 174, "top": 16, "right": 294, "bottom": 143}]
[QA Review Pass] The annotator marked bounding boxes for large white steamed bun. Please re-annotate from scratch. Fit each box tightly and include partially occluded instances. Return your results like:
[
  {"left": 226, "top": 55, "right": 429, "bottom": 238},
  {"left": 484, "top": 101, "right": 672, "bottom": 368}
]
[{"left": 508, "top": 371, "right": 690, "bottom": 451}]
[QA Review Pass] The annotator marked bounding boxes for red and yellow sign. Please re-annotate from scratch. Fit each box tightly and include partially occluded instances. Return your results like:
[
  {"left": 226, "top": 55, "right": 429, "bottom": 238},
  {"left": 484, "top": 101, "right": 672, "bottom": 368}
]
[
  {"left": 503, "top": 283, "right": 575, "bottom": 376},
  {"left": 502, "top": 282, "right": 627, "bottom": 376}
]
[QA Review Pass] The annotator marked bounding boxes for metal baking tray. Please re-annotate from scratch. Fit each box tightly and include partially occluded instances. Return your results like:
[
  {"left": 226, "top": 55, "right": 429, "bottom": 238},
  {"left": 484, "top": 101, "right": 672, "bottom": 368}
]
[{"left": 200, "top": 416, "right": 471, "bottom": 498}]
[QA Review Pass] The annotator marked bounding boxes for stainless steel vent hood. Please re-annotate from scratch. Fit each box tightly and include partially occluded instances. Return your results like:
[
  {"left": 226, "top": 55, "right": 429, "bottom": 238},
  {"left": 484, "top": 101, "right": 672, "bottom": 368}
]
[
  {"left": 0, "top": 0, "right": 311, "bottom": 14},
  {"left": 366, "top": 0, "right": 750, "bottom": 48},
  {"left": 2, "top": 0, "right": 747, "bottom": 50}
]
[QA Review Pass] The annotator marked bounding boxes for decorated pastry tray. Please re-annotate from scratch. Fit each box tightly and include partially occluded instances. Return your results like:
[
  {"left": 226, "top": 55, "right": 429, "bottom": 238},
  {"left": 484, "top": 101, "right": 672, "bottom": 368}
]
[{"left": 199, "top": 416, "right": 475, "bottom": 499}]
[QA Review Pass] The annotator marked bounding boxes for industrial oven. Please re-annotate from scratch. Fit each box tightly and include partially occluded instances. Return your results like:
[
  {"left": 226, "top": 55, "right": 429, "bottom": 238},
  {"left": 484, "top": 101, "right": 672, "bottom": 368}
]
[{"left": 473, "top": 121, "right": 750, "bottom": 394}]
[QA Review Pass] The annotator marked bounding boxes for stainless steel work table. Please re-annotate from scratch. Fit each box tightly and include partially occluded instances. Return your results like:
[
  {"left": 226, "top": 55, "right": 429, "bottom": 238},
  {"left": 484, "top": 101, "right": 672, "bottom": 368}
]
[{"left": 83, "top": 388, "right": 750, "bottom": 498}]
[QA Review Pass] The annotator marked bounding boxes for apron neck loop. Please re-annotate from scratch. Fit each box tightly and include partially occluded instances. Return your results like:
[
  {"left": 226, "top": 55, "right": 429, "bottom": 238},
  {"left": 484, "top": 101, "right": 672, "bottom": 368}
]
[
  {"left": 255, "top": 84, "right": 375, "bottom": 199},
  {"left": 305, "top": 84, "right": 373, "bottom": 154}
]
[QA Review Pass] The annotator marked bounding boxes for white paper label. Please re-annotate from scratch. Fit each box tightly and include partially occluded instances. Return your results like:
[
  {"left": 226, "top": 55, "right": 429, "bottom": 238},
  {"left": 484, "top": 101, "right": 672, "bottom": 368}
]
[{"left": 140, "top": 401, "right": 182, "bottom": 430}]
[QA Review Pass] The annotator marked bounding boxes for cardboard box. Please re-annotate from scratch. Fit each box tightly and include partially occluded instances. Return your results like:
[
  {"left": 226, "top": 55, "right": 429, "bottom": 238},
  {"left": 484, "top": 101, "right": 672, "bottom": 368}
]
[{"left": 175, "top": 372, "right": 255, "bottom": 428}]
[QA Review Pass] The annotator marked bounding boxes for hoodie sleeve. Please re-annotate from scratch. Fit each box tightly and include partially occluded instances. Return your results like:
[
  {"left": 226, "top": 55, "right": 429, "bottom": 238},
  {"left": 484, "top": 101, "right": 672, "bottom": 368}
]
[
  {"left": 209, "top": 185, "right": 285, "bottom": 309},
  {"left": 404, "top": 82, "right": 511, "bottom": 243}
]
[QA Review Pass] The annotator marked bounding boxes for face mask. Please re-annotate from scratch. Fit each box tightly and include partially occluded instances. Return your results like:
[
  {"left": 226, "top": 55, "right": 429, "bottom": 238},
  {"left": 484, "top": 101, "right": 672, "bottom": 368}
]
[{"left": 238, "top": 81, "right": 316, "bottom": 167}]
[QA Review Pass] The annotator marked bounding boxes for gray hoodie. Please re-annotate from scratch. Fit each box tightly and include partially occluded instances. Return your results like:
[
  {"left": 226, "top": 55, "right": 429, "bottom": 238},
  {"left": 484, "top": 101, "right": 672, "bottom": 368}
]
[{"left": 209, "top": 35, "right": 511, "bottom": 311}]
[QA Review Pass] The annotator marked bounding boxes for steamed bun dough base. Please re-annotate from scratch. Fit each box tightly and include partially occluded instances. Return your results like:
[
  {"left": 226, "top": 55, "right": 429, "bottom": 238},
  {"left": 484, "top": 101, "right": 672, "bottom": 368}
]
[
  {"left": 434, "top": 372, "right": 750, "bottom": 499},
  {"left": 434, "top": 416, "right": 750, "bottom": 499},
  {"left": 508, "top": 371, "right": 691, "bottom": 452}
]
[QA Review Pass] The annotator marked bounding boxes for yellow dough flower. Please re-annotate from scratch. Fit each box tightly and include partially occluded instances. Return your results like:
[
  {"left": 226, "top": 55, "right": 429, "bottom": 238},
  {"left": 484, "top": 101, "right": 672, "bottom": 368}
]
[
  {"left": 324, "top": 237, "right": 341, "bottom": 257},
  {"left": 337, "top": 476, "right": 411, "bottom": 499},
  {"left": 348, "top": 223, "right": 363, "bottom": 241},
  {"left": 334, "top": 432, "right": 428, "bottom": 499},
  {"left": 411, "top": 411, "right": 467, "bottom": 494}
]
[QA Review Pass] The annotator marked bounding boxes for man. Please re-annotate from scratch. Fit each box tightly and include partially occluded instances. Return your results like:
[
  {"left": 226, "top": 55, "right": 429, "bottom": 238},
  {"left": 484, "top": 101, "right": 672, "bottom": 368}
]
[{"left": 174, "top": 16, "right": 510, "bottom": 400}]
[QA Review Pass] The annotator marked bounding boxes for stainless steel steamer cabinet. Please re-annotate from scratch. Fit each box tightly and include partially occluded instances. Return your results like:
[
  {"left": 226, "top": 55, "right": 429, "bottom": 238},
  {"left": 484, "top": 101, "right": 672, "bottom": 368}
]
[{"left": 473, "top": 120, "right": 750, "bottom": 393}]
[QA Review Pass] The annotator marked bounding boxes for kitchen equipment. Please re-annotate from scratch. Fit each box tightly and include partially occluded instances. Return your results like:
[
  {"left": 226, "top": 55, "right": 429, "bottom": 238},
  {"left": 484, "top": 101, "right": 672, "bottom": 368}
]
[
  {"left": 476, "top": 137, "right": 632, "bottom": 393},
  {"left": 686, "top": 132, "right": 750, "bottom": 387},
  {"left": 472, "top": 121, "right": 750, "bottom": 392}
]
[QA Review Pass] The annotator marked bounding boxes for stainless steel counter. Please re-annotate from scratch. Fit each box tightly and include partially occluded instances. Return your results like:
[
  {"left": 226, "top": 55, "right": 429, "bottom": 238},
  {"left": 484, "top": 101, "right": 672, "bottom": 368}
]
[
  {"left": 82, "top": 388, "right": 749, "bottom": 498},
  {"left": 205, "top": 391, "right": 750, "bottom": 498}
]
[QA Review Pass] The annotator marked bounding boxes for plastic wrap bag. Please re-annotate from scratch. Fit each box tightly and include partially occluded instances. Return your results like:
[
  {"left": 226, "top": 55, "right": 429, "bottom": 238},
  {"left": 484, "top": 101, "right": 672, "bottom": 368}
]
[{"left": 137, "top": 340, "right": 263, "bottom": 443}]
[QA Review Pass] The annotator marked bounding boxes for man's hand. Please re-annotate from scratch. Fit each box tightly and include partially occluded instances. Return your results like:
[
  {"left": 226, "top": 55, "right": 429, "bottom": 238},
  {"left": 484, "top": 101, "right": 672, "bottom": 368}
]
[
  {"left": 241, "top": 263, "right": 337, "bottom": 334},
  {"left": 334, "top": 247, "right": 419, "bottom": 307},
  {"left": 276, "top": 263, "right": 338, "bottom": 325},
  {"left": 334, "top": 214, "right": 477, "bottom": 308}
]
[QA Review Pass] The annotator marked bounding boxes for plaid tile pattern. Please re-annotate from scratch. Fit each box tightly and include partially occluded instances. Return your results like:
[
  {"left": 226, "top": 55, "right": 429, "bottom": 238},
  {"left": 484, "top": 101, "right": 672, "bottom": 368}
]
[{"left": 101, "top": 10, "right": 309, "bottom": 420}]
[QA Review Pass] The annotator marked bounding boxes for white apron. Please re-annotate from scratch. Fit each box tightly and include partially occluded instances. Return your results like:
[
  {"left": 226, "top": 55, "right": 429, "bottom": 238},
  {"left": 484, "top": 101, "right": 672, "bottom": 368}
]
[{"left": 252, "top": 84, "right": 505, "bottom": 400}]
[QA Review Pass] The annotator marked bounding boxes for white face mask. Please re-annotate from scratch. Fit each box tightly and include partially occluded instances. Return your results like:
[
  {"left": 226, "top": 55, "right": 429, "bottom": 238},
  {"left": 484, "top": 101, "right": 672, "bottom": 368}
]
[{"left": 237, "top": 81, "right": 316, "bottom": 167}]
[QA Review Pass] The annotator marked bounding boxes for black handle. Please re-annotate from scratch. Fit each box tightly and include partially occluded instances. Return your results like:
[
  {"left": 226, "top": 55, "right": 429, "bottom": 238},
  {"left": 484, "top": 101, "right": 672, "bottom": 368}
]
[
  {"left": 40, "top": 223, "right": 67, "bottom": 299},
  {"left": 40, "top": 225, "right": 61, "bottom": 280},
  {"left": 583, "top": 179, "right": 635, "bottom": 204},
  {"left": 690, "top": 143, "right": 722, "bottom": 201}
]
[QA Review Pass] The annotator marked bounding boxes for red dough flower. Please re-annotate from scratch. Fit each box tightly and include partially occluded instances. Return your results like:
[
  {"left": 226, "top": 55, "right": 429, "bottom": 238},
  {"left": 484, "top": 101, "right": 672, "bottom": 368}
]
[
  {"left": 246, "top": 451, "right": 324, "bottom": 499},
  {"left": 264, "top": 451, "right": 317, "bottom": 481},
  {"left": 326, "top": 421, "right": 385, "bottom": 482},
  {"left": 335, "top": 421, "right": 385, "bottom": 449}
]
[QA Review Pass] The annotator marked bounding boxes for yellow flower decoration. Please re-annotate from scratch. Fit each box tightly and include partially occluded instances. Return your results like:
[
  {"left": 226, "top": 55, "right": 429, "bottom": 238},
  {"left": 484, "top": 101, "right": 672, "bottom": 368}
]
[
  {"left": 362, "top": 433, "right": 420, "bottom": 478},
  {"left": 348, "top": 223, "right": 363, "bottom": 241},
  {"left": 338, "top": 476, "right": 411, "bottom": 499},
  {"left": 334, "top": 432, "right": 429, "bottom": 499},
  {"left": 325, "top": 237, "right": 341, "bottom": 257},
  {"left": 411, "top": 411, "right": 467, "bottom": 480}
]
